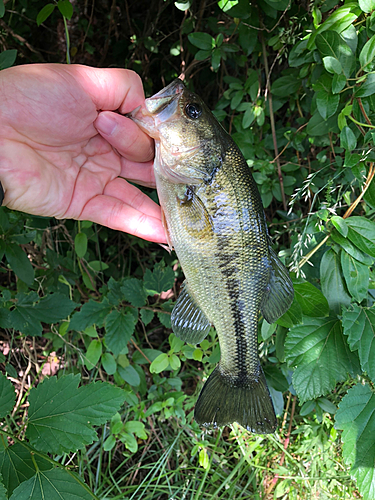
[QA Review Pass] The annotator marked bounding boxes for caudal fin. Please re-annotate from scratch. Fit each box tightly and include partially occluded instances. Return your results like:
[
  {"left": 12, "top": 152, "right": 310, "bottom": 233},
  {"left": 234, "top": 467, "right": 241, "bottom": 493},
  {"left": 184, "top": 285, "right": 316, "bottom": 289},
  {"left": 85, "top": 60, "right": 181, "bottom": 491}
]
[{"left": 194, "top": 365, "right": 276, "bottom": 434}]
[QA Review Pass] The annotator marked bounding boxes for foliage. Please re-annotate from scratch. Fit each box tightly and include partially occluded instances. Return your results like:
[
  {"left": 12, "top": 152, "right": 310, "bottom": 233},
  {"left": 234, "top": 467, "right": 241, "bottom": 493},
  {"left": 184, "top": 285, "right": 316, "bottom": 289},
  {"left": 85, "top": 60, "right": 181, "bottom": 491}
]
[{"left": 1, "top": 0, "right": 375, "bottom": 498}]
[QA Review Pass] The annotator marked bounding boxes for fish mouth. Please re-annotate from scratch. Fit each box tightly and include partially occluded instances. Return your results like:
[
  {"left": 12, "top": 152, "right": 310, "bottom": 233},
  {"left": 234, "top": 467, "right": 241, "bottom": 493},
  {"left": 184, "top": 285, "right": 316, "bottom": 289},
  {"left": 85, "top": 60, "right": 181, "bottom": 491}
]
[{"left": 127, "top": 79, "right": 185, "bottom": 138}]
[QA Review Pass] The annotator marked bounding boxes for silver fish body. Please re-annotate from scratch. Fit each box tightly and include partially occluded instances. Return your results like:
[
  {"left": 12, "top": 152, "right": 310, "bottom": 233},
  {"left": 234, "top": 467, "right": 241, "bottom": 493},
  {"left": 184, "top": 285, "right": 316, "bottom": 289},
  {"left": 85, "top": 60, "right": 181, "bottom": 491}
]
[{"left": 130, "top": 79, "right": 294, "bottom": 433}]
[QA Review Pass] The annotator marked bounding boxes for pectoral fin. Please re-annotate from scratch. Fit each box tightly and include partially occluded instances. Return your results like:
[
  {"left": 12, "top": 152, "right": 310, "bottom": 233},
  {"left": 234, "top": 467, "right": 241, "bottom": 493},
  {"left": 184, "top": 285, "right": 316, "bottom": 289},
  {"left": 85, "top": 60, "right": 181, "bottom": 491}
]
[
  {"left": 260, "top": 247, "right": 294, "bottom": 324},
  {"left": 178, "top": 187, "right": 213, "bottom": 237},
  {"left": 171, "top": 281, "right": 211, "bottom": 344}
]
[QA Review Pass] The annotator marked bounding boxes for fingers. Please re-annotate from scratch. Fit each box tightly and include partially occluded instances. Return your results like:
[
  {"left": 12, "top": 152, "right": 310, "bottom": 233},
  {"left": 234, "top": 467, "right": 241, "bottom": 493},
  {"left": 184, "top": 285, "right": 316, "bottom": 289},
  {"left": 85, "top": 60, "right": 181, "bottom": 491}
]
[
  {"left": 80, "top": 194, "right": 167, "bottom": 243},
  {"left": 95, "top": 111, "right": 154, "bottom": 163},
  {"left": 119, "top": 158, "right": 156, "bottom": 188}
]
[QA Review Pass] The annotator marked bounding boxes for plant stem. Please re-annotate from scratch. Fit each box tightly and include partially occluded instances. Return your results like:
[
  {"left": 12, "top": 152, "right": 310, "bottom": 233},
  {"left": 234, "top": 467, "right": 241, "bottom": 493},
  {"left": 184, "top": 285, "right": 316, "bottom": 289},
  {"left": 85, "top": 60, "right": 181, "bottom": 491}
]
[{"left": 63, "top": 16, "right": 71, "bottom": 64}]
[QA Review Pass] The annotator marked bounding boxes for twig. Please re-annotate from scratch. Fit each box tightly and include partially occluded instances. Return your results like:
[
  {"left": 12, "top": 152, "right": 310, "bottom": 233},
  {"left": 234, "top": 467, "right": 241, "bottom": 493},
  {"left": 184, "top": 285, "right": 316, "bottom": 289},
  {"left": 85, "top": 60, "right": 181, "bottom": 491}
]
[{"left": 130, "top": 338, "right": 151, "bottom": 364}]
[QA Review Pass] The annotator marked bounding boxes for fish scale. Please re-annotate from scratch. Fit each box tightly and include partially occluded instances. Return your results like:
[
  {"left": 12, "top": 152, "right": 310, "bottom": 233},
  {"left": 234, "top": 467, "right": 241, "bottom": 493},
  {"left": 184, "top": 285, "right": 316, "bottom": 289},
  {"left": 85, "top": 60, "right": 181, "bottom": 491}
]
[{"left": 129, "top": 79, "right": 294, "bottom": 433}]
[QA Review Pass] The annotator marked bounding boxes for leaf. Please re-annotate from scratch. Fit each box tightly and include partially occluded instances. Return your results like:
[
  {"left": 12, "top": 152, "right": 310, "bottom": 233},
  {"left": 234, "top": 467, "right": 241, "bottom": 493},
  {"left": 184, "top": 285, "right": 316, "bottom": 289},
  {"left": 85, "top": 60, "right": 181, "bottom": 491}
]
[
  {"left": 364, "top": 175, "right": 375, "bottom": 209},
  {"left": 26, "top": 374, "right": 124, "bottom": 454},
  {"left": 117, "top": 365, "right": 140, "bottom": 386},
  {"left": 74, "top": 232, "right": 87, "bottom": 258},
  {"left": 57, "top": 0, "right": 73, "bottom": 19},
  {"left": 271, "top": 75, "right": 300, "bottom": 97},
  {"left": 331, "top": 216, "right": 348, "bottom": 237},
  {"left": 140, "top": 308, "right": 154, "bottom": 325},
  {"left": 342, "top": 305, "right": 375, "bottom": 381},
  {"left": 0, "top": 373, "right": 15, "bottom": 418},
  {"left": 316, "top": 90, "right": 340, "bottom": 119},
  {"left": 0, "top": 475, "right": 6, "bottom": 500},
  {"left": 330, "top": 229, "right": 373, "bottom": 266},
  {"left": 121, "top": 278, "right": 147, "bottom": 307},
  {"left": 0, "top": 444, "right": 52, "bottom": 497},
  {"left": 188, "top": 32, "right": 214, "bottom": 50},
  {"left": 34, "top": 293, "right": 76, "bottom": 323},
  {"left": 320, "top": 249, "right": 351, "bottom": 314},
  {"left": 346, "top": 217, "right": 375, "bottom": 257},
  {"left": 359, "top": 0, "right": 375, "bottom": 13},
  {"left": 316, "top": 31, "right": 354, "bottom": 77},
  {"left": 332, "top": 73, "right": 347, "bottom": 93},
  {"left": 69, "top": 298, "right": 112, "bottom": 331},
  {"left": 0, "top": 50, "right": 17, "bottom": 70},
  {"left": 340, "top": 126, "right": 357, "bottom": 151},
  {"left": 132, "top": 348, "right": 163, "bottom": 364},
  {"left": 323, "top": 56, "right": 342, "bottom": 75},
  {"left": 360, "top": 33, "right": 375, "bottom": 72},
  {"left": 285, "top": 316, "right": 360, "bottom": 403},
  {"left": 275, "top": 297, "right": 303, "bottom": 328},
  {"left": 85, "top": 339, "right": 102, "bottom": 369},
  {"left": 335, "top": 383, "right": 375, "bottom": 500},
  {"left": 36, "top": 4, "right": 55, "bottom": 26},
  {"left": 341, "top": 252, "right": 369, "bottom": 303},
  {"left": 105, "top": 309, "right": 136, "bottom": 356},
  {"left": 143, "top": 263, "right": 175, "bottom": 295},
  {"left": 10, "top": 293, "right": 43, "bottom": 337},
  {"left": 0, "top": 0, "right": 4, "bottom": 18},
  {"left": 293, "top": 282, "right": 329, "bottom": 317},
  {"left": 306, "top": 111, "right": 330, "bottom": 136},
  {"left": 5, "top": 243, "right": 34, "bottom": 286},
  {"left": 355, "top": 73, "right": 375, "bottom": 98},
  {"left": 9, "top": 468, "right": 92, "bottom": 500},
  {"left": 88, "top": 260, "right": 109, "bottom": 272},
  {"left": 101, "top": 352, "right": 117, "bottom": 375},
  {"left": 150, "top": 353, "right": 169, "bottom": 373}
]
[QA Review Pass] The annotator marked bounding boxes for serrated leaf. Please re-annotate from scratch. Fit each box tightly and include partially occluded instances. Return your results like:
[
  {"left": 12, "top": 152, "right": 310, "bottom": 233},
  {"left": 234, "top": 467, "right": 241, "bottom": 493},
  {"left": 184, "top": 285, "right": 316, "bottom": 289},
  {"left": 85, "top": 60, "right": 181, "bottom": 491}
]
[
  {"left": 0, "top": 373, "right": 15, "bottom": 419},
  {"left": 188, "top": 32, "right": 214, "bottom": 50},
  {"left": 335, "top": 383, "right": 375, "bottom": 500},
  {"left": 275, "top": 296, "right": 303, "bottom": 327},
  {"left": 9, "top": 468, "right": 92, "bottom": 500},
  {"left": 346, "top": 217, "right": 375, "bottom": 258},
  {"left": 36, "top": 4, "right": 55, "bottom": 26},
  {"left": 144, "top": 263, "right": 175, "bottom": 295},
  {"left": 285, "top": 316, "right": 360, "bottom": 403},
  {"left": 34, "top": 293, "right": 76, "bottom": 323},
  {"left": 117, "top": 364, "right": 140, "bottom": 386},
  {"left": 57, "top": 0, "right": 73, "bottom": 19},
  {"left": 140, "top": 308, "right": 154, "bottom": 325},
  {"left": 342, "top": 305, "right": 375, "bottom": 381},
  {"left": 9, "top": 293, "right": 42, "bottom": 337},
  {"left": 104, "top": 309, "right": 136, "bottom": 355},
  {"left": 360, "top": 33, "right": 375, "bottom": 72},
  {"left": 293, "top": 282, "right": 329, "bottom": 317},
  {"left": 0, "top": 444, "right": 52, "bottom": 497},
  {"left": 69, "top": 298, "right": 112, "bottom": 331},
  {"left": 101, "top": 352, "right": 117, "bottom": 375},
  {"left": 157, "top": 310, "right": 172, "bottom": 329},
  {"left": 0, "top": 50, "right": 17, "bottom": 70},
  {"left": 341, "top": 252, "right": 369, "bottom": 303},
  {"left": 26, "top": 374, "right": 124, "bottom": 454},
  {"left": 0, "top": 474, "right": 6, "bottom": 500},
  {"left": 5, "top": 244, "right": 34, "bottom": 286},
  {"left": 74, "top": 232, "right": 87, "bottom": 258},
  {"left": 121, "top": 278, "right": 147, "bottom": 307},
  {"left": 320, "top": 249, "right": 351, "bottom": 314}
]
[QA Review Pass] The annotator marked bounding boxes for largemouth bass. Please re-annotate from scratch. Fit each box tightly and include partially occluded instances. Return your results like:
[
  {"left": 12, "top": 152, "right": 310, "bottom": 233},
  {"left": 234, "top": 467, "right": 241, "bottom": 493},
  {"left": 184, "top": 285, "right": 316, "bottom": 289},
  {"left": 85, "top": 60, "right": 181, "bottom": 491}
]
[{"left": 130, "top": 79, "right": 294, "bottom": 433}]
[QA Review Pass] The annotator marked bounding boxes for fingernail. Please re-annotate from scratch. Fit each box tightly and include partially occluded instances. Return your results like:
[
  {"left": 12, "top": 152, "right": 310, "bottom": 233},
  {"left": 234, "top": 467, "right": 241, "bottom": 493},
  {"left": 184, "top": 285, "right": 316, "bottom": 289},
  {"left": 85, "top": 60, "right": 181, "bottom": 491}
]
[{"left": 96, "top": 113, "right": 117, "bottom": 136}]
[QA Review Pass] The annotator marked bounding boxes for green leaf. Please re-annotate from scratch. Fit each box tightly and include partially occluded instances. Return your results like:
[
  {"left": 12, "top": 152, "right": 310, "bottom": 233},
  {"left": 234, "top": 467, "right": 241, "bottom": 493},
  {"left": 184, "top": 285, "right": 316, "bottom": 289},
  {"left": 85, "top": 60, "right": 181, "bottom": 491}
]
[
  {"left": 332, "top": 73, "right": 347, "bottom": 93},
  {"left": 117, "top": 364, "right": 140, "bottom": 386},
  {"left": 195, "top": 49, "right": 212, "bottom": 61},
  {"left": 360, "top": 33, "right": 375, "bottom": 72},
  {"left": 105, "top": 309, "right": 136, "bottom": 355},
  {"left": 331, "top": 229, "right": 373, "bottom": 266},
  {"left": 271, "top": 76, "right": 300, "bottom": 97},
  {"left": 0, "top": 0, "right": 4, "bottom": 18},
  {"left": 359, "top": 0, "right": 375, "bottom": 12},
  {"left": 316, "top": 31, "right": 354, "bottom": 77},
  {"left": 341, "top": 252, "right": 369, "bottom": 303},
  {"left": 9, "top": 468, "right": 92, "bottom": 500},
  {"left": 140, "top": 308, "right": 154, "bottom": 325},
  {"left": 275, "top": 296, "right": 303, "bottom": 327},
  {"left": 331, "top": 216, "right": 348, "bottom": 237},
  {"left": 121, "top": 278, "right": 147, "bottom": 307},
  {"left": 340, "top": 126, "right": 357, "bottom": 151},
  {"left": 144, "top": 263, "right": 175, "bottom": 295},
  {"left": 85, "top": 339, "right": 102, "bottom": 369},
  {"left": 88, "top": 260, "right": 109, "bottom": 272},
  {"left": 285, "top": 316, "right": 360, "bottom": 403},
  {"left": 26, "top": 374, "right": 124, "bottom": 454},
  {"left": 320, "top": 249, "right": 351, "bottom": 314},
  {"left": 293, "top": 282, "right": 329, "bottom": 317},
  {"left": 150, "top": 353, "right": 169, "bottom": 373},
  {"left": 364, "top": 175, "right": 375, "bottom": 209},
  {"left": 316, "top": 91, "right": 340, "bottom": 119},
  {"left": 346, "top": 217, "right": 375, "bottom": 257},
  {"left": 132, "top": 348, "right": 163, "bottom": 364},
  {"left": 69, "top": 298, "right": 112, "bottom": 331},
  {"left": 74, "top": 232, "right": 87, "bottom": 258},
  {"left": 5, "top": 243, "right": 34, "bottom": 286},
  {"left": 335, "top": 383, "right": 375, "bottom": 500},
  {"left": 355, "top": 73, "right": 375, "bottom": 98},
  {"left": 0, "top": 50, "right": 17, "bottom": 70},
  {"left": 306, "top": 111, "right": 330, "bottom": 136},
  {"left": 34, "top": 293, "right": 76, "bottom": 323},
  {"left": 0, "top": 373, "right": 15, "bottom": 418},
  {"left": 0, "top": 444, "right": 52, "bottom": 497},
  {"left": 342, "top": 305, "right": 375, "bottom": 381},
  {"left": 323, "top": 56, "right": 342, "bottom": 74},
  {"left": 101, "top": 352, "right": 117, "bottom": 375},
  {"left": 57, "top": 0, "right": 73, "bottom": 19},
  {"left": 36, "top": 4, "right": 55, "bottom": 26},
  {"left": 0, "top": 475, "right": 6, "bottom": 500},
  {"left": 188, "top": 32, "right": 215, "bottom": 50}
]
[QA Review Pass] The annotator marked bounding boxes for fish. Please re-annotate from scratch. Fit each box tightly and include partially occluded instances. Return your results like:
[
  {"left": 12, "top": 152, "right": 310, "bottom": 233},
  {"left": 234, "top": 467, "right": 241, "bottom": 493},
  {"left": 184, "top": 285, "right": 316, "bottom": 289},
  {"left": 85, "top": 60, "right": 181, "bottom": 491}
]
[{"left": 129, "top": 79, "right": 294, "bottom": 433}]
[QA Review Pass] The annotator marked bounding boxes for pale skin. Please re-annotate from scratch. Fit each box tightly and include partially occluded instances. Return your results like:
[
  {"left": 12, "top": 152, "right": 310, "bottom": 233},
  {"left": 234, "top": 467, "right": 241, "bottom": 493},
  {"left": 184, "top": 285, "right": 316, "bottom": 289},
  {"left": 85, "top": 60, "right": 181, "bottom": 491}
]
[{"left": 0, "top": 63, "right": 167, "bottom": 243}]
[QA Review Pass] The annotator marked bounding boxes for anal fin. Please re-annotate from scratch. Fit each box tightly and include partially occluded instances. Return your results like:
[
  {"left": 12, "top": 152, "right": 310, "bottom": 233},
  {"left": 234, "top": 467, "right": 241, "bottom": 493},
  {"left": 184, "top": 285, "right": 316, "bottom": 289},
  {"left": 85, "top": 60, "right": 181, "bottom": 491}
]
[
  {"left": 260, "top": 246, "right": 294, "bottom": 324},
  {"left": 171, "top": 281, "right": 211, "bottom": 344}
]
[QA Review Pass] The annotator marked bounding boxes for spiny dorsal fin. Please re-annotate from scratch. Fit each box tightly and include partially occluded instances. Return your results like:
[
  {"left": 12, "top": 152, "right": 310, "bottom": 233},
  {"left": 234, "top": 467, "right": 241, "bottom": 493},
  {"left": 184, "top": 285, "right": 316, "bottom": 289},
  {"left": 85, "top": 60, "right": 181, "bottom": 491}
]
[
  {"left": 260, "top": 246, "right": 294, "bottom": 324},
  {"left": 171, "top": 281, "right": 211, "bottom": 344}
]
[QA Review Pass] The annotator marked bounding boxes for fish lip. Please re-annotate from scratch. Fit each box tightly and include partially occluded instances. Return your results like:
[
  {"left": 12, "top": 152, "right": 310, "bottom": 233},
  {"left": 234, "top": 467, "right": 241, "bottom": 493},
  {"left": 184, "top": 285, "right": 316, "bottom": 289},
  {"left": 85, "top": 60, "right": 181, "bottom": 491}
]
[{"left": 145, "top": 79, "right": 185, "bottom": 115}]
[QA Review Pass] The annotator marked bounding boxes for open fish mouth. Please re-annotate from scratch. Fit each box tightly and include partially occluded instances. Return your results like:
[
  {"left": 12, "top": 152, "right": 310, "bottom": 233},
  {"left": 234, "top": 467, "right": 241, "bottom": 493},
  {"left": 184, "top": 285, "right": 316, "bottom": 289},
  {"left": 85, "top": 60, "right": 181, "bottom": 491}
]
[{"left": 127, "top": 79, "right": 185, "bottom": 138}]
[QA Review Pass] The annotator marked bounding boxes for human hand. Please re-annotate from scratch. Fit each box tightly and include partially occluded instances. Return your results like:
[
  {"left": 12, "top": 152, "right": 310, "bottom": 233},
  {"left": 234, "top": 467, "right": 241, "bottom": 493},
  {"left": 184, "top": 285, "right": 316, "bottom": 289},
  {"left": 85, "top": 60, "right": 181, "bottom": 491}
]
[{"left": 0, "top": 64, "right": 166, "bottom": 243}]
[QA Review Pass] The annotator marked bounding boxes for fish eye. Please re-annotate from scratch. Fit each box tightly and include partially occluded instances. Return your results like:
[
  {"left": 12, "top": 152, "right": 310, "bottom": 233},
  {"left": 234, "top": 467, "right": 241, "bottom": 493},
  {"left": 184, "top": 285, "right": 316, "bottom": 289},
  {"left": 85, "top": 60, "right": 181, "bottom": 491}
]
[{"left": 185, "top": 102, "right": 202, "bottom": 119}]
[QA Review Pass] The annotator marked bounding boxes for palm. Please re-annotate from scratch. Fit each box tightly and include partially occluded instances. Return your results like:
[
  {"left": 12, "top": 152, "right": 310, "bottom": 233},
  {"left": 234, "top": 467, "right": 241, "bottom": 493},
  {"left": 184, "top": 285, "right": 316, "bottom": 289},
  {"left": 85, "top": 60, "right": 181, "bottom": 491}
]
[{"left": 0, "top": 64, "right": 166, "bottom": 243}]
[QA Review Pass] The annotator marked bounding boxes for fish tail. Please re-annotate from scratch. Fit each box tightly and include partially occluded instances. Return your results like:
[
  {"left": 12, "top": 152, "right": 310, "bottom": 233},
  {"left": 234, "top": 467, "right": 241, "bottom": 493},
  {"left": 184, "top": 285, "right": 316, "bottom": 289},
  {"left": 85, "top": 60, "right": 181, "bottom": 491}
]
[{"left": 194, "top": 364, "right": 276, "bottom": 434}]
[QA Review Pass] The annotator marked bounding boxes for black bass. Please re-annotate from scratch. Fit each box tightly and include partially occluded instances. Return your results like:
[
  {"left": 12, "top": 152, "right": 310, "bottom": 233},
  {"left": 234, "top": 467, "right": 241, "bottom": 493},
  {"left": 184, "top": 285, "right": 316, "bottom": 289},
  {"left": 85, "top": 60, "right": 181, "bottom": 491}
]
[{"left": 130, "top": 79, "right": 294, "bottom": 433}]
